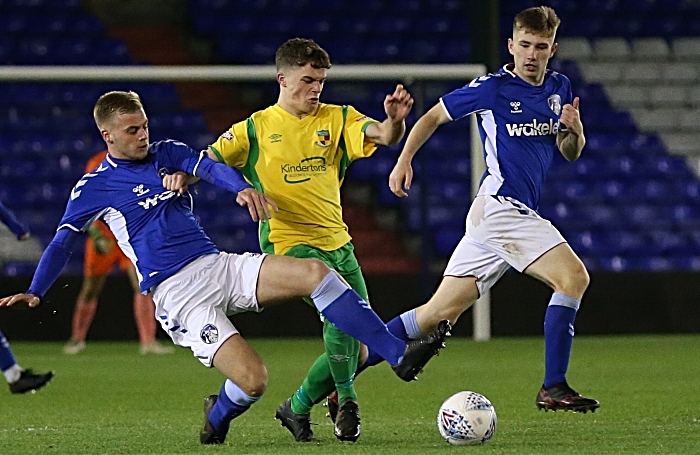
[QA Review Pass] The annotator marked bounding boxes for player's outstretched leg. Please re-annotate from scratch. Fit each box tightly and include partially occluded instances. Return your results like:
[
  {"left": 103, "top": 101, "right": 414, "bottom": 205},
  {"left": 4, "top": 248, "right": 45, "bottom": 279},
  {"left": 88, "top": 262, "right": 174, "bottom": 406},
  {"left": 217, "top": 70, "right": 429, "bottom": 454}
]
[
  {"left": 392, "top": 319, "right": 452, "bottom": 382},
  {"left": 536, "top": 381, "right": 600, "bottom": 413},
  {"left": 275, "top": 398, "right": 314, "bottom": 442}
]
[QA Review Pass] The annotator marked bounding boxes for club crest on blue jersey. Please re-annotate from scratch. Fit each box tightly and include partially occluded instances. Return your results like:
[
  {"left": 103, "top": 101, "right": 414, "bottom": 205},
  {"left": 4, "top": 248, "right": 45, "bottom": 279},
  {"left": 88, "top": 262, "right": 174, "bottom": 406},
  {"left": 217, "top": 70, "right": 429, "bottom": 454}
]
[
  {"left": 547, "top": 94, "right": 562, "bottom": 115},
  {"left": 200, "top": 324, "right": 219, "bottom": 344}
]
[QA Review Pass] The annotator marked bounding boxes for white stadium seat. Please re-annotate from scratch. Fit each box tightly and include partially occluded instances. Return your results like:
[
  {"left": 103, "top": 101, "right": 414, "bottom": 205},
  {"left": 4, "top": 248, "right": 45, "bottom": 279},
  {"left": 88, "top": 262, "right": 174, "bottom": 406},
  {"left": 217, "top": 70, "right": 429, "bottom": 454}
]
[
  {"left": 604, "top": 84, "right": 649, "bottom": 108},
  {"left": 580, "top": 62, "right": 623, "bottom": 83},
  {"left": 672, "top": 38, "right": 700, "bottom": 60},
  {"left": 593, "top": 38, "right": 631, "bottom": 61},
  {"left": 649, "top": 85, "right": 688, "bottom": 107},
  {"left": 555, "top": 37, "right": 593, "bottom": 60},
  {"left": 631, "top": 38, "right": 670, "bottom": 61}
]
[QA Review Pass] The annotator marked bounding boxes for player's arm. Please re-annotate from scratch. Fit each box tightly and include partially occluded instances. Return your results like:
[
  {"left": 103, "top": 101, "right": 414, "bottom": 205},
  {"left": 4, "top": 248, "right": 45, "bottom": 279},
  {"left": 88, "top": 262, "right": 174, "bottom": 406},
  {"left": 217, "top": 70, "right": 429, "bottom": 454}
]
[
  {"left": 364, "top": 84, "right": 414, "bottom": 146},
  {"left": 0, "top": 228, "right": 83, "bottom": 308},
  {"left": 556, "top": 97, "right": 585, "bottom": 162},
  {"left": 0, "top": 199, "right": 30, "bottom": 240},
  {"left": 389, "top": 102, "right": 450, "bottom": 197},
  {"left": 191, "top": 153, "right": 278, "bottom": 222}
]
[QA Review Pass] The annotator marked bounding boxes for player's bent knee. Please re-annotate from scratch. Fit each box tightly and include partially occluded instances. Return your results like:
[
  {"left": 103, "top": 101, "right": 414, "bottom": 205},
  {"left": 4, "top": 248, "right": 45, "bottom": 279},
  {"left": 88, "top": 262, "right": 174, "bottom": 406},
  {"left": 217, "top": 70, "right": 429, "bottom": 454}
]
[
  {"left": 303, "top": 258, "right": 332, "bottom": 286},
  {"left": 235, "top": 365, "right": 268, "bottom": 398}
]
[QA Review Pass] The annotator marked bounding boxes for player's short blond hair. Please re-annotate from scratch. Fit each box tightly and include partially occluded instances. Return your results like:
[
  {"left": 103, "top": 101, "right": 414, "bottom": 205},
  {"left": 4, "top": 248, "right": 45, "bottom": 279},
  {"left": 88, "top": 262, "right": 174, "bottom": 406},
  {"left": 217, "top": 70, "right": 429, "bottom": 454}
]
[
  {"left": 513, "top": 6, "right": 561, "bottom": 38},
  {"left": 93, "top": 91, "right": 144, "bottom": 129},
  {"left": 275, "top": 38, "right": 331, "bottom": 71}
]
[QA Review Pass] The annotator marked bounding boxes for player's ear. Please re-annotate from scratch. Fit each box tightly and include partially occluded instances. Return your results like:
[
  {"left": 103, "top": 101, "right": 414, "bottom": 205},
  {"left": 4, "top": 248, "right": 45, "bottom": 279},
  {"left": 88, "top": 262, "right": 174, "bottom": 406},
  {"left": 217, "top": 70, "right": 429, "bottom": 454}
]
[
  {"left": 101, "top": 129, "right": 112, "bottom": 144},
  {"left": 550, "top": 41, "right": 558, "bottom": 58},
  {"left": 277, "top": 72, "right": 286, "bottom": 87},
  {"left": 507, "top": 38, "right": 514, "bottom": 56}
]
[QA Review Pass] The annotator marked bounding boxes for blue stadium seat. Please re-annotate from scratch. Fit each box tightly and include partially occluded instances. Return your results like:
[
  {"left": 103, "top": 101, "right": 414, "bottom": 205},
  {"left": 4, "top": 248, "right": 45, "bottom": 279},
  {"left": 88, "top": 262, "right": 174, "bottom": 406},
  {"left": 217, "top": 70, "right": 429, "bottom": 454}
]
[
  {"left": 0, "top": 15, "right": 26, "bottom": 34},
  {"left": 567, "top": 230, "right": 611, "bottom": 256},
  {"left": 539, "top": 202, "right": 588, "bottom": 230},
  {"left": 373, "top": 16, "right": 413, "bottom": 35},
  {"left": 666, "top": 204, "right": 700, "bottom": 228},
  {"left": 434, "top": 229, "right": 463, "bottom": 257},
  {"left": 648, "top": 229, "right": 688, "bottom": 255},
  {"left": 628, "top": 133, "right": 665, "bottom": 155},
  {"left": 620, "top": 204, "right": 666, "bottom": 229},
  {"left": 627, "top": 180, "right": 673, "bottom": 203},
  {"left": 400, "top": 40, "right": 440, "bottom": 63},
  {"left": 579, "top": 204, "right": 625, "bottom": 228}
]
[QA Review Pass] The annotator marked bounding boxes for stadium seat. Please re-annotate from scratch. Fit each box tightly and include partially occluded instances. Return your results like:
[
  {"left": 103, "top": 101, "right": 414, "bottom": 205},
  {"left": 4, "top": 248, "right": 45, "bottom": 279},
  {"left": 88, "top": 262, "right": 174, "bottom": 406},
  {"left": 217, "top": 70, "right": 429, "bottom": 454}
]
[
  {"left": 434, "top": 229, "right": 463, "bottom": 257},
  {"left": 592, "top": 38, "right": 631, "bottom": 61},
  {"left": 631, "top": 37, "right": 671, "bottom": 60},
  {"left": 672, "top": 37, "right": 700, "bottom": 60}
]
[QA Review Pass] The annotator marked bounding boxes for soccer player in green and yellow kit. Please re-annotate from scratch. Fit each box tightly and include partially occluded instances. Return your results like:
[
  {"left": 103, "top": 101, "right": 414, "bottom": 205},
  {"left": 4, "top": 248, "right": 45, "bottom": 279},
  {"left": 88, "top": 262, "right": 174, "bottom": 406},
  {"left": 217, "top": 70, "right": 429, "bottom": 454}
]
[{"left": 206, "top": 38, "right": 414, "bottom": 442}]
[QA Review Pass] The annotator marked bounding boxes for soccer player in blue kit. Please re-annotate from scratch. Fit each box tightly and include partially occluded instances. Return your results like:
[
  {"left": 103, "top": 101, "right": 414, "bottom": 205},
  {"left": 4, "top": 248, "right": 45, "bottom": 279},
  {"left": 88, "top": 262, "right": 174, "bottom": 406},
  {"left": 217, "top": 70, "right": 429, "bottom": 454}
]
[
  {"left": 0, "top": 90, "right": 449, "bottom": 443},
  {"left": 350, "top": 5, "right": 599, "bottom": 413}
]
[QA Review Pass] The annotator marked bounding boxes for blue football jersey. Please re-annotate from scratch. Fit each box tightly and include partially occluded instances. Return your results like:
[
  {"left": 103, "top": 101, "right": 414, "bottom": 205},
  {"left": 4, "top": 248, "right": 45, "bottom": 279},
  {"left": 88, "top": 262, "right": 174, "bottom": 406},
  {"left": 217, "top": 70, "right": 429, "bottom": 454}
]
[
  {"left": 440, "top": 63, "right": 572, "bottom": 210},
  {"left": 58, "top": 140, "right": 219, "bottom": 292}
]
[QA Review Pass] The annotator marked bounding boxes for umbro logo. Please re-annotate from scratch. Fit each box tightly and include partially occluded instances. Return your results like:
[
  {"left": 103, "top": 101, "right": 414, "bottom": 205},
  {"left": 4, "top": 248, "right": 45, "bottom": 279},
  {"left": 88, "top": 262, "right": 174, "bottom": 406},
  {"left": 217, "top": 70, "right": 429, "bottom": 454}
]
[
  {"left": 270, "top": 134, "right": 282, "bottom": 143},
  {"left": 133, "top": 184, "right": 150, "bottom": 197}
]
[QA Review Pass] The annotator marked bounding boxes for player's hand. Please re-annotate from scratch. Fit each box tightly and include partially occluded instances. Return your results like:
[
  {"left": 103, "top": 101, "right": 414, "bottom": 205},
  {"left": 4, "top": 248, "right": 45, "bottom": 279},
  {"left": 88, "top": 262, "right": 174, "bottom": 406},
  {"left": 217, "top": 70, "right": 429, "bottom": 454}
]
[
  {"left": 18, "top": 232, "right": 30, "bottom": 241},
  {"left": 384, "top": 84, "right": 414, "bottom": 123},
  {"left": 162, "top": 171, "right": 191, "bottom": 194},
  {"left": 236, "top": 187, "right": 279, "bottom": 222},
  {"left": 0, "top": 293, "right": 40, "bottom": 309},
  {"left": 389, "top": 158, "right": 414, "bottom": 198},
  {"left": 94, "top": 237, "right": 114, "bottom": 255},
  {"left": 560, "top": 97, "right": 583, "bottom": 136}
]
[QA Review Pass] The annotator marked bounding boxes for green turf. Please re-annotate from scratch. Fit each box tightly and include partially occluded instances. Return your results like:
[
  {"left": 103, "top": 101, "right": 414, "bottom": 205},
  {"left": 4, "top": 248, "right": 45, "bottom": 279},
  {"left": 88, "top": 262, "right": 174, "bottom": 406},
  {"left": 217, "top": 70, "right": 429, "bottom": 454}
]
[{"left": 1, "top": 335, "right": 699, "bottom": 454}]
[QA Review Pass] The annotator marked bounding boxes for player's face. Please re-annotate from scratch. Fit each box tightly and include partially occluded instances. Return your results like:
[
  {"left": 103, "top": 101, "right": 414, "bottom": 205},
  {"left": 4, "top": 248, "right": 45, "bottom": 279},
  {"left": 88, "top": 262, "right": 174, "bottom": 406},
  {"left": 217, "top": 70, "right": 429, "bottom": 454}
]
[
  {"left": 508, "top": 29, "right": 557, "bottom": 85},
  {"left": 278, "top": 63, "right": 327, "bottom": 116},
  {"left": 102, "top": 109, "right": 150, "bottom": 160}
]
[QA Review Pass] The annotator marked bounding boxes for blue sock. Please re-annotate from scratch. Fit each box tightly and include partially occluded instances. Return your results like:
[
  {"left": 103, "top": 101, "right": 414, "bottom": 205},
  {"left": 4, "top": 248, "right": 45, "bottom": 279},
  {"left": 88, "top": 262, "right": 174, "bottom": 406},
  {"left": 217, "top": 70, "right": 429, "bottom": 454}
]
[
  {"left": 543, "top": 293, "right": 580, "bottom": 389},
  {"left": 208, "top": 380, "right": 262, "bottom": 433},
  {"left": 356, "top": 311, "right": 413, "bottom": 375},
  {"left": 0, "top": 331, "right": 17, "bottom": 372},
  {"left": 312, "top": 272, "right": 405, "bottom": 366}
]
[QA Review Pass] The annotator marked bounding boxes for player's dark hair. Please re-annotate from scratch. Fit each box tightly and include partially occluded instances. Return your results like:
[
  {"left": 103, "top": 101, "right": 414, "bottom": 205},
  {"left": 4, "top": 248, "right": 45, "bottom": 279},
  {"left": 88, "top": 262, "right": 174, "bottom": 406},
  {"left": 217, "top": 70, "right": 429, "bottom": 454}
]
[
  {"left": 93, "top": 91, "right": 144, "bottom": 129},
  {"left": 513, "top": 6, "right": 560, "bottom": 38},
  {"left": 275, "top": 38, "right": 331, "bottom": 71}
]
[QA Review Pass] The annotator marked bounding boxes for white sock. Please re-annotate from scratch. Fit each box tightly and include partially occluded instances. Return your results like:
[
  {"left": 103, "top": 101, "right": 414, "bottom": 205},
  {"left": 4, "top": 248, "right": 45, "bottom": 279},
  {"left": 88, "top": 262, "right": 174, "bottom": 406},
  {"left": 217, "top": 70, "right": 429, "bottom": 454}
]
[
  {"left": 3, "top": 364, "right": 22, "bottom": 384},
  {"left": 400, "top": 309, "right": 422, "bottom": 339}
]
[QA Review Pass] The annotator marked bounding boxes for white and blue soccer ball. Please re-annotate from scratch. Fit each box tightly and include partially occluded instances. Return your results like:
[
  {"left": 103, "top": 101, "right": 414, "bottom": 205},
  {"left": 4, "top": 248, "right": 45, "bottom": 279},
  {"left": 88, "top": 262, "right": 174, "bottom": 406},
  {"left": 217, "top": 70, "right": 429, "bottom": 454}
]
[{"left": 437, "top": 391, "right": 497, "bottom": 446}]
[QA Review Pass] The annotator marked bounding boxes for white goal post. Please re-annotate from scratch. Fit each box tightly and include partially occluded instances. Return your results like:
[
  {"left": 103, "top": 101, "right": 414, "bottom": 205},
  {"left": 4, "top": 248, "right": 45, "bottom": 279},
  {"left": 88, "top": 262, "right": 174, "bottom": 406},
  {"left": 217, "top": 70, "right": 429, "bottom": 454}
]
[{"left": 0, "top": 63, "right": 491, "bottom": 340}]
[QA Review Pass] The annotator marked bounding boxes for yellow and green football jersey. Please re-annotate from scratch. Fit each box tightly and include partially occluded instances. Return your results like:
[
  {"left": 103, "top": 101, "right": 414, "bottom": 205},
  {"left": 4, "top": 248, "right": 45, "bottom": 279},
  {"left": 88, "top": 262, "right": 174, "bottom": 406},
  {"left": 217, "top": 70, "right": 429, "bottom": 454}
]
[{"left": 209, "top": 103, "right": 378, "bottom": 255}]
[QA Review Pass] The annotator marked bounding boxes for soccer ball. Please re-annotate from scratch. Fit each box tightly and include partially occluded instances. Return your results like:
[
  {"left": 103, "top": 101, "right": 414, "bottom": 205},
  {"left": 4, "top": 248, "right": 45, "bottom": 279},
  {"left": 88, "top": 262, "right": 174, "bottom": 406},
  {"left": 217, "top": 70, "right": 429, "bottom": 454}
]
[{"left": 437, "top": 391, "right": 497, "bottom": 446}]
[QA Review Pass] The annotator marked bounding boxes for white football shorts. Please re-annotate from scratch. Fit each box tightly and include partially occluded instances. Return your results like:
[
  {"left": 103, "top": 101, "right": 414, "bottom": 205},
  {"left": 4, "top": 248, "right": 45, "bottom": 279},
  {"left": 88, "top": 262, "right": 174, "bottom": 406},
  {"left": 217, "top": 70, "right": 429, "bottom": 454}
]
[
  {"left": 444, "top": 195, "right": 566, "bottom": 297},
  {"left": 151, "top": 251, "right": 266, "bottom": 367}
]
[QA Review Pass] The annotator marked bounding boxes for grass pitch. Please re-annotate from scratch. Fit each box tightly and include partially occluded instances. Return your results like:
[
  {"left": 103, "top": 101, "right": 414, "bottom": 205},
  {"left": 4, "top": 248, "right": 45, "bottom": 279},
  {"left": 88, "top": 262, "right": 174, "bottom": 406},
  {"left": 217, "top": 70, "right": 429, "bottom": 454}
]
[{"left": 1, "top": 335, "right": 699, "bottom": 454}]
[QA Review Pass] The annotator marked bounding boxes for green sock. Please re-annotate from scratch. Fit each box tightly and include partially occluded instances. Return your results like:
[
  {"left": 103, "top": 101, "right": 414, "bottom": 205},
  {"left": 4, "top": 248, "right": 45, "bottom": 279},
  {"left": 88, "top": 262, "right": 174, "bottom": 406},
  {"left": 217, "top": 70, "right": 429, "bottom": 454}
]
[
  {"left": 323, "top": 319, "right": 360, "bottom": 403},
  {"left": 290, "top": 352, "right": 335, "bottom": 414}
]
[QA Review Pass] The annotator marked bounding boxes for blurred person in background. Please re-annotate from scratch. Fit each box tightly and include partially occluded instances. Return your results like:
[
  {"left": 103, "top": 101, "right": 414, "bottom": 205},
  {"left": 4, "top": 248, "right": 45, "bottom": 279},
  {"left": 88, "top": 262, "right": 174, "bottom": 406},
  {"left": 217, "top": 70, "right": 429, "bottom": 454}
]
[
  {"left": 63, "top": 150, "right": 174, "bottom": 356},
  {"left": 0, "top": 199, "right": 54, "bottom": 393}
]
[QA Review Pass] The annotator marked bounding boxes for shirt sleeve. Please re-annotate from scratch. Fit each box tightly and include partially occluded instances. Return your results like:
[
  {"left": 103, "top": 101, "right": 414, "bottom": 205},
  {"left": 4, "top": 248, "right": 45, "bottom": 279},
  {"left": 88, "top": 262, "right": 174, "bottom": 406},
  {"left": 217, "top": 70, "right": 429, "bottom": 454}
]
[
  {"left": 208, "top": 120, "right": 251, "bottom": 168},
  {"left": 440, "top": 76, "right": 493, "bottom": 121},
  {"left": 343, "top": 105, "right": 379, "bottom": 161},
  {"left": 158, "top": 139, "right": 207, "bottom": 175},
  {"left": 58, "top": 177, "right": 109, "bottom": 234}
]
